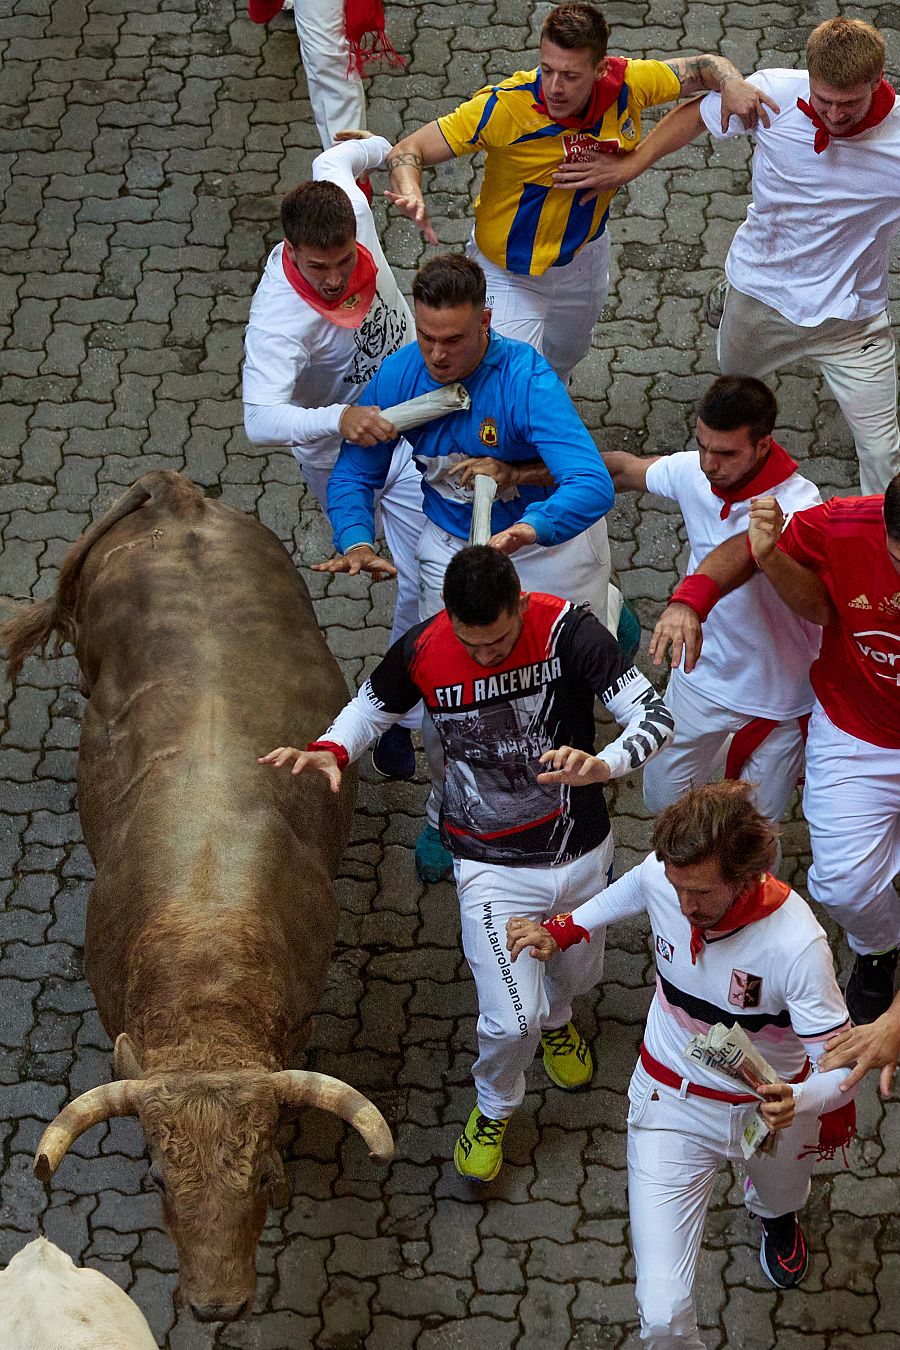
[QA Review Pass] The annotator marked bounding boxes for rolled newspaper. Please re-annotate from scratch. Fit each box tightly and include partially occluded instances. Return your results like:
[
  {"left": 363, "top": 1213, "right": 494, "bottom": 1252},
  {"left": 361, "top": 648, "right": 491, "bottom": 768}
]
[
  {"left": 381, "top": 382, "right": 471, "bottom": 433},
  {"left": 469, "top": 473, "right": 498, "bottom": 546},
  {"left": 683, "top": 1023, "right": 780, "bottom": 1158}
]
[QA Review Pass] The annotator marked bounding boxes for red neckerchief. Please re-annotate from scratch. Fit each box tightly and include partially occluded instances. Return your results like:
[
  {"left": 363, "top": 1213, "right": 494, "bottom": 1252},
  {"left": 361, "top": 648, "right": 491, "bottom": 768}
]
[
  {"left": 709, "top": 439, "right": 797, "bottom": 521},
  {"left": 690, "top": 874, "right": 790, "bottom": 964},
  {"left": 797, "top": 78, "right": 896, "bottom": 153},
  {"left": 281, "top": 242, "right": 378, "bottom": 330},
  {"left": 532, "top": 55, "right": 628, "bottom": 130},
  {"left": 248, "top": 0, "right": 405, "bottom": 77}
]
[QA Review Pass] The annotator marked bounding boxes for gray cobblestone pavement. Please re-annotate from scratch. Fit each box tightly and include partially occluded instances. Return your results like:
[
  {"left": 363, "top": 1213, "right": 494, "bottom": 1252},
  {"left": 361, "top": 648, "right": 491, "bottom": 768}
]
[{"left": 1, "top": 0, "right": 899, "bottom": 1345}]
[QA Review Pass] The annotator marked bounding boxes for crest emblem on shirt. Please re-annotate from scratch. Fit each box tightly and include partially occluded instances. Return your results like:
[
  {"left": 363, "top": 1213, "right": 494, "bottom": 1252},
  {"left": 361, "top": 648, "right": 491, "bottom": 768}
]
[
  {"left": 849, "top": 593, "right": 871, "bottom": 610},
  {"left": 479, "top": 416, "right": 499, "bottom": 448},
  {"left": 340, "top": 292, "right": 361, "bottom": 311},
  {"left": 878, "top": 591, "right": 900, "bottom": 615},
  {"left": 620, "top": 116, "right": 636, "bottom": 141},
  {"left": 656, "top": 934, "right": 674, "bottom": 963},
  {"left": 729, "top": 969, "right": 762, "bottom": 1009}
]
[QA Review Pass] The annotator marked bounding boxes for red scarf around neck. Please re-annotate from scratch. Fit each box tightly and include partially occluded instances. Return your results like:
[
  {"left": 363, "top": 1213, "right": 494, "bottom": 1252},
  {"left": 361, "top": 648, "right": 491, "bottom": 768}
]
[
  {"left": 281, "top": 241, "right": 377, "bottom": 329},
  {"left": 708, "top": 439, "right": 797, "bottom": 520},
  {"left": 533, "top": 55, "right": 628, "bottom": 130},
  {"left": 797, "top": 78, "right": 896, "bottom": 153},
  {"left": 690, "top": 874, "right": 790, "bottom": 964}
]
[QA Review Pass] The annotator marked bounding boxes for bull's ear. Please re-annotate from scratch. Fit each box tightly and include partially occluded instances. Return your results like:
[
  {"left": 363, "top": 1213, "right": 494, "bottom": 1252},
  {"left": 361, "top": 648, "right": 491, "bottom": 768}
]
[{"left": 113, "top": 1032, "right": 144, "bottom": 1080}]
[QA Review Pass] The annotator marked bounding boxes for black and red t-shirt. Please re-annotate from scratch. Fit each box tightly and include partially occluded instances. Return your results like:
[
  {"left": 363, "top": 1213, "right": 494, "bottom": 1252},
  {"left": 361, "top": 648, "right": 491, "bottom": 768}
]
[{"left": 364, "top": 594, "right": 650, "bottom": 864}]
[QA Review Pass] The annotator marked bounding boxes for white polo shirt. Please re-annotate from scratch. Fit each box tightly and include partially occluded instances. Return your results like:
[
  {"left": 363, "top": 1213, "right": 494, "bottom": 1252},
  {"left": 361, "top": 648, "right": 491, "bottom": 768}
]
[
  {"left": 574, "top": 853, "right": 850, "bottom": 1095},
  {"left": 701, "top": 70, "right": 900, "bottom": 325},
  {"left": 242, "top": 136, "right": 413, "bottom": 453},
  {"left": 645, "top": 450, "right": 821, "bottom": 719}
]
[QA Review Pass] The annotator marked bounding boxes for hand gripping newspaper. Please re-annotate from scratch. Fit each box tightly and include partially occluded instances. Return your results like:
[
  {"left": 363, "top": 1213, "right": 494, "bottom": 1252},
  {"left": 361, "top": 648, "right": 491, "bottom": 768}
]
[{"left": 683, "top": 1023, "right": 781, "bottom": 1158}]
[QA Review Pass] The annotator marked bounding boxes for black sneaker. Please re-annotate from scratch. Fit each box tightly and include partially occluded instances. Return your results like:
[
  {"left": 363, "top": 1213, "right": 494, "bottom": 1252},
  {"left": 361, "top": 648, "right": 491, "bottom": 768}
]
[
  {"left": 759, "top": 1213, "right": 808, "bottom": 1289},
  {"left": 371, "top": 725, "right": 415, "bottom": 780},
  {"left": 844, "top": 947, "right": 900, "bottom": 1024}
]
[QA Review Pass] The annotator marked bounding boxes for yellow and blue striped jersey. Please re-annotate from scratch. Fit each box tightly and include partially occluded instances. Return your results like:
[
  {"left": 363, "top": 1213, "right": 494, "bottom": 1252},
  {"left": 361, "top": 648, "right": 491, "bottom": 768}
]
[{"left": 437, "top": 59, "right": 682, "bottom": 276}]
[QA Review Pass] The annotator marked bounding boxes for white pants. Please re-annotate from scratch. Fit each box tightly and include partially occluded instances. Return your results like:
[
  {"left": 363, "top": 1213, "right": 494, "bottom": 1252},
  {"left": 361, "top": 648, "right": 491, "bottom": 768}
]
[
  {"left": 627, "top": 1062, "right": 820, "bottom": 1349},
  {"left": 642, "top": 675, "right": 806, "bottom": 825},
  {"left": 717, "top": 285, "right": 900, "bottom": 496},
  {"left": 415, "top": 515, "right": 611, "bottom": 827},
  {"left": 803, "top": 702, "right": 900, "bottom": 956},
  {"left": 296, "top": 438, "right": 425, "bottom": 648},
  {"left": 293, "top": 0, "right": 366, "bottom": 149},
  {"left": 415, "top": 515, "right": 611, "bottom": 624},
  {"left": 456, "top": 835, "right": 613, "bottom": 1119},
  {"left": 469, "top": 232, "right": 611, "bottom": 381}
]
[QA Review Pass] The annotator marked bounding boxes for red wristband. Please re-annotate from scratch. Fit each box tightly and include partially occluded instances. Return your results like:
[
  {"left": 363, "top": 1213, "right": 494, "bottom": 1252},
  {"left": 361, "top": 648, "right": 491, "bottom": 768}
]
[
  {"left": 670, "top": 574, "right": 723, "bottom": 621},
  {"left": 306, "top": 740, "right": 350, "bottom": 771},
  {"left": 541, "top": 912, "right": 591, "bottom": 951},
  {"left": 745, "top": 534, "right": 762, "bottom": 569}
]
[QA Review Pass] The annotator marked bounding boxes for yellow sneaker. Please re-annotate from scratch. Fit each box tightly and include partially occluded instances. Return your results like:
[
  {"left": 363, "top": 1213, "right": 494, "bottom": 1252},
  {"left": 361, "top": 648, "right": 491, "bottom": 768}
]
[
  {"left": 453, "top": 1104, "right": 509, "bottom": 1182},
  {"left": 541, "top": 1022, "right": 593, "bottom": 1089}
]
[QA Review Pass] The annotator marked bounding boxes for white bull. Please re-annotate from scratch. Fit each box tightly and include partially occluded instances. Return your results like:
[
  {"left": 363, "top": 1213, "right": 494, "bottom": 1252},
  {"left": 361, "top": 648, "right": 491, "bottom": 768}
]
[{"left": 0, "top": 1237, "right": 157, "bottom": 1349}]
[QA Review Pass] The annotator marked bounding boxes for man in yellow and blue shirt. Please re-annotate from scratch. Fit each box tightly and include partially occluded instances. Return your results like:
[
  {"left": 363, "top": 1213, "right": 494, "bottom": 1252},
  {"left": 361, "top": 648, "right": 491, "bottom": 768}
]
[{"left": 385, "top": 2, "right": 777, "bottom": 379}]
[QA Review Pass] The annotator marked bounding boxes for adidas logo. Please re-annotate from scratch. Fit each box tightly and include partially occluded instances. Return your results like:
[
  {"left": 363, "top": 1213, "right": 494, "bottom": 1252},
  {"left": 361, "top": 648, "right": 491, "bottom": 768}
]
[{"left": 849, "top": 594, "right": 871, "bottom": 609}]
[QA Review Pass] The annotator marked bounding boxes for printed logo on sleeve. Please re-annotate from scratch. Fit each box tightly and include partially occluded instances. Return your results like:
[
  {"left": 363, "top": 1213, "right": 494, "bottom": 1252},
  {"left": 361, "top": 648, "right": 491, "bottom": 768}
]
[
  {"left": 728, "top": 969, "right": 762, "bottom": 1009},
  {"left": 655, "top": 934, "right": 675, "bottom": 963}
]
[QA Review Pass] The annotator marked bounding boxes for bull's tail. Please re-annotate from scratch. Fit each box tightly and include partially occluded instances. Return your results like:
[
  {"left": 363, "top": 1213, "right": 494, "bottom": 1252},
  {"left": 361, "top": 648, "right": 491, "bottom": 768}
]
[{"left": 1, "top": 471, "right": 205, "bottom": 682}]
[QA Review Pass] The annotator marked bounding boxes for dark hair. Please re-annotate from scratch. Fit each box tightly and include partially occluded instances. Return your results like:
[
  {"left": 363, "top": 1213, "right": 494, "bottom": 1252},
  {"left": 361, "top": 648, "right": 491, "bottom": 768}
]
[
  {"left": 412, "top": 254, "right": 487, "bottom": 311},
  {"left": 541, "top": 3, "right": 610, "bottom": 64},
  {"left": 695, "top": 375, "right": 777, "bottom": 444},
  {"left": 885, "top": 473, "right": 900, "bottom": 539},
  {"left": 442, "top": 546, "right": 521, "bottom": 625},
  {"left": 280, "top": 181, "right": 356, "bottom": 249},
  {"left": 652, "top": 782, "right": 778, "bottom": 890}
]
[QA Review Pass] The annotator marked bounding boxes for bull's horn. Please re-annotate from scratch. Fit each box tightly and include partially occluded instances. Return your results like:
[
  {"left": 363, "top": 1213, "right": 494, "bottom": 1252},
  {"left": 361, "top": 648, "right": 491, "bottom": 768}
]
[
  {"left": 271, "top": 1071, "right": 394, "bottom": 1165},
  {"left": 33, "top": 1081, "right": 144, "bottom": 1182}
]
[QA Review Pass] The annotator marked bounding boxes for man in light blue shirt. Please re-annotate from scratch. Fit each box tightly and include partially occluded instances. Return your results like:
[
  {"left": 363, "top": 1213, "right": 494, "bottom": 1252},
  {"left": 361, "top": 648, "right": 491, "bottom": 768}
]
[{"left": 318, "top": 254, "right": 615, "bottom": 882}]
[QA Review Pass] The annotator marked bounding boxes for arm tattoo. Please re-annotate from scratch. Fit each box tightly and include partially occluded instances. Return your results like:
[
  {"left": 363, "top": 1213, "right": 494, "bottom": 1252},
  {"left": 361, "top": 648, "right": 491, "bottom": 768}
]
[
  {"left": 665, "top": 53, "right": 740, "bottom": 95},
  {"left": 386, "top": 150, "right": 424, "bottom": 172}
]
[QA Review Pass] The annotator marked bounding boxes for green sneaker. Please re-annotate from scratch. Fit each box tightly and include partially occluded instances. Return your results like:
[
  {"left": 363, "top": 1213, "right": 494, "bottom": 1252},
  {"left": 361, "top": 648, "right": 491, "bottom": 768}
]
[
  {"left": 454, "top": 1104, "right": 509, "bottom": 1182},
  {"left": 541, "top": 1022, "right": 593, "bottom": 1090}
]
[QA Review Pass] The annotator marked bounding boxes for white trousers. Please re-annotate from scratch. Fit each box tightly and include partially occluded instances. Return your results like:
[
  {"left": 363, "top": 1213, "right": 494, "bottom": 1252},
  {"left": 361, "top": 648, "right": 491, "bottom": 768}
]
[
  {"left": 293, "top": 0, "right": 366, "bottom": 149},
  {"left": 415, "top": 515, "right": 611, "bottom": 827},
  {"left": 627, "top": 1062, "right": 820, "bottom": 1349},
  {"left": 642, "top": 675, "right": 806, "bottom": 825},
  {"left": 469, "top": 232, "right": 612, "bottom": 382},
  {"left": 456, "top": 835, "right": 613, "bottom": 1119},
  {"left": 296, "top": 438, "right": 425, "bottom": 649},
  {"left": 717, "top": 285, "right": 900, "bottom": 495},
  {"left": 803, "top": 702, "right": 900, "bottom": 956}
]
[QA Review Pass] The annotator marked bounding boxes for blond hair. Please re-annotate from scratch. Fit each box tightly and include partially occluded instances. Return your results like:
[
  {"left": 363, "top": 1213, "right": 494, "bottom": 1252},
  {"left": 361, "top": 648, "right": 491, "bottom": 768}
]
[
  {"left": 651, "top": 782, "right": 778, "bottom": 890},
  {"left": 806, "top": 17, "right": 885, "bottom": 89}
]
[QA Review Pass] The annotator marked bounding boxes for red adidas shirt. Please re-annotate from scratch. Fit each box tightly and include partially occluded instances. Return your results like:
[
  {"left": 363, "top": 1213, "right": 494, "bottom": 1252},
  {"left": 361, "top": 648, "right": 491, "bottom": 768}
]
[{"left": 777, "top": 496, "right": 900, "bottom": 747}]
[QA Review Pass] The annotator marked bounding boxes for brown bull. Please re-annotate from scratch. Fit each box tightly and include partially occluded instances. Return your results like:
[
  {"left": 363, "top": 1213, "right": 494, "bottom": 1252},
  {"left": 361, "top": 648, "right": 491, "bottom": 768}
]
[{"left": 1, "top": 471, "right": 392, "bottom": 1322}]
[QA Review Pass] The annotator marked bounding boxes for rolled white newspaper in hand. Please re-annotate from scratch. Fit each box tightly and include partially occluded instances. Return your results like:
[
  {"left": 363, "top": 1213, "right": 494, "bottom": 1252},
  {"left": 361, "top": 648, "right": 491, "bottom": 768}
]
[
  {"left": 469, "top": 473, "right": 498, "bottom": 546},
  {"left": 381, "top": 382, "right": 471, "bottom": 433}
]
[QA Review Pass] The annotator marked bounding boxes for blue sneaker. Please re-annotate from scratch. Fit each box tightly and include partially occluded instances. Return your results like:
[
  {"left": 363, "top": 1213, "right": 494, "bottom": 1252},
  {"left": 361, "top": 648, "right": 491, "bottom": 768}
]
[
  {"left": 415, "top": 824, "right": 453, "bottom": 883},
  {"left": 372, "top": 725, "right": 415, "bottom": 780}
]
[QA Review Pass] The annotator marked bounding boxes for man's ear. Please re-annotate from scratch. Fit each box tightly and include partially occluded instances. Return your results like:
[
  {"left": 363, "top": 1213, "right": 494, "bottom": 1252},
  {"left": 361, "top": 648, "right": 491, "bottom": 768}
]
[{"left": 594, "top": 56, "right": 609, "bottom": 81}]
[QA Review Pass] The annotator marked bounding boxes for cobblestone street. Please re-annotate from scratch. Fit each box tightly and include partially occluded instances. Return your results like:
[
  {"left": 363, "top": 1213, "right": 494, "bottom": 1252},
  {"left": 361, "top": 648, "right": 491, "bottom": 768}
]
[{"left": 1, "top": 0, "right": 899, "bottom": 1344}]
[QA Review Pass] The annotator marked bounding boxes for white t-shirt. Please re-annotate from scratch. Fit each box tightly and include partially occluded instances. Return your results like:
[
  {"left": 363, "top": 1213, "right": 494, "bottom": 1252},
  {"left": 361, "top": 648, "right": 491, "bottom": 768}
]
[
  {"left": 701, "top": 70, "right": 900, "bottom": 325},
  {"left": 242, "top": 136, "right": 413, "bottom": 454},
  {"left": 574, "top": 853, "right": 850, "bottom": 1100},
  {"left": 645, "top": 451, "right": 821, "bottom": 718}
]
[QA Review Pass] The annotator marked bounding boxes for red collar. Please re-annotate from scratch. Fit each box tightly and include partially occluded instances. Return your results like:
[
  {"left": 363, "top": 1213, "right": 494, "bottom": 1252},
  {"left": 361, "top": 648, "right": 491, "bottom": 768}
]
[
  {"left": 797, "top": 78, "right": 896, "bottom": 153},
  {"left": 690, "top": 874, "right": 790, "bottom": 964},
  {"left": 281, "top": 242, "right": 378, "bottom": 329},
  {"left": 708, "top": 439, "right": 797, "bottom": 520},
  {"left": 532, "top": 55, "right": 628, "bottom": 130}
]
